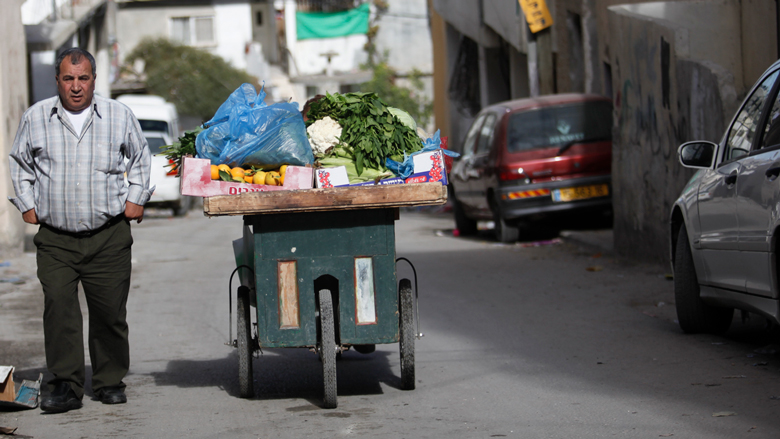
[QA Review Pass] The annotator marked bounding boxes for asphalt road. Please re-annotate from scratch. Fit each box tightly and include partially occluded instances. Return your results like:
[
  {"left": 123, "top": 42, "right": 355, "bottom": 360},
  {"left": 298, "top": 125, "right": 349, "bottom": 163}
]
[{"left": 1, "top": 208, "right": 779, "bottom": 438}]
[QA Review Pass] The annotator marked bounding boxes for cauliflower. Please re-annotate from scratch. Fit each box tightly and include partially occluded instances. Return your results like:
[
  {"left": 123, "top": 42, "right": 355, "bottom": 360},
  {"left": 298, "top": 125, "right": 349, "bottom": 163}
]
[{"left": 306, "top": 116, "right": 343, "bottom": 156}]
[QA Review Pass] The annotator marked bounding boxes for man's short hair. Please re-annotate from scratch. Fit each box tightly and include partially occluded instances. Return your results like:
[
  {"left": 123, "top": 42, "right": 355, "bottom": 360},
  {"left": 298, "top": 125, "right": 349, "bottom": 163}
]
[{"left": 55, "top": 48, "right": 97, "bottom": 78}]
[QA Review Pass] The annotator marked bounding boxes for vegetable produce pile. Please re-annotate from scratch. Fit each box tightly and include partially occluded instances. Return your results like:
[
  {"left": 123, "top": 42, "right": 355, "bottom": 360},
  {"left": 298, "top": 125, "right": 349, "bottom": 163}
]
[
  {"left": 159, "top": 88, "right": 432, "bottom": 188},
  {"left": 305, "top": 92, "right": 423, "bottom": 181},
  {"left": 161, "top": 126, "right": 202, "bottom": 173}
]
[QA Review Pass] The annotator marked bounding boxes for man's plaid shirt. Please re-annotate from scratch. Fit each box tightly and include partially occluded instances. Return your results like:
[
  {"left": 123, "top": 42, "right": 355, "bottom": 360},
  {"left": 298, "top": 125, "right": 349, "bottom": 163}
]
[{"left": 8, "top": 95, "right": 154, "bottom": 233}]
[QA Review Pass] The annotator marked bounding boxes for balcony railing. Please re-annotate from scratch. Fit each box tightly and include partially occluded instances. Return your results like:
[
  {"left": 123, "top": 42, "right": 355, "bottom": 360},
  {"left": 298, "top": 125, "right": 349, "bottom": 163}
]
[{"left": 296, "top": 0, "right": 364, "bottom": 12}]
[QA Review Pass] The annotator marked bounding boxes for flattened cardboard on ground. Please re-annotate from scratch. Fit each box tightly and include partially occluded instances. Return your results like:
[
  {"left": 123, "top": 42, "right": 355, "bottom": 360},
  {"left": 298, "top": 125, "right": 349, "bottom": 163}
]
[{"left": 0, "top": 366, "right": 42, "bottom": 410}]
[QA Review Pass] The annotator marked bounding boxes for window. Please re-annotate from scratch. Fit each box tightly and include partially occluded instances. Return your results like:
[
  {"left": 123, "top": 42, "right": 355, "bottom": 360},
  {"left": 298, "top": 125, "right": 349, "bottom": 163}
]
[
  {"left": 305, "top": 85, "right": 319, "bottom": 98},
  {"left": 460, "top": 114, "right": 486, "bottom": 156},
  {"left": 506, "top": 101, "right": 612, "bottom": 153},
  {"left": 475, "top": 114, "right": 497, "bottom": 154},
  {"left": 139, "top": 120, "right": 169, "bottom": 134},
  {"left": 760, "top": 71, "right": 780, "bottom": 150},
  {"left": 171, "top": 16, "right": 215, "bottom": 46},
  {"left": 725, "top": 70, "right": 778, "bottom": 160},
  {"left": 145, "top": 136, "right": 168, "bottom": 155}
]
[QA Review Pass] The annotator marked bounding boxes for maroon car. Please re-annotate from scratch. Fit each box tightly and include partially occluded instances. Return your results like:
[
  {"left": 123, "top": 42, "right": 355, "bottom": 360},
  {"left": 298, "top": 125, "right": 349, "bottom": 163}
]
[{"left": 450, "top": 94, "right": 613, "bottom": 242}]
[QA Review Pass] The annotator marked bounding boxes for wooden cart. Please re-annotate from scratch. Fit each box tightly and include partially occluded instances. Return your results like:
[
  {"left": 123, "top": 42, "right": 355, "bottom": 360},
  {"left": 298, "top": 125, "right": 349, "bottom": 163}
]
[{"left": 205, "top": 182, "right": 447, "bottom": 408}]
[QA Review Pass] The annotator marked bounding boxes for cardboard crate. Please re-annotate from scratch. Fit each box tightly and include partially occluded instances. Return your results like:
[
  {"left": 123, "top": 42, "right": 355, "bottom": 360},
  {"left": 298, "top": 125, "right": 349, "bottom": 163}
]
[
  {"left": 180, "top": 157, "right": 314, "bottom": 197},
  {"left": 315, "top": 149, "right": 448, "bottom": 188}
]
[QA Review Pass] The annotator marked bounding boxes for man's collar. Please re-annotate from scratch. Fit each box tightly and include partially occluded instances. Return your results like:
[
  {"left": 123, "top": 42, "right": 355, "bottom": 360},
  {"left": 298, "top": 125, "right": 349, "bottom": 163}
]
[{"left": 50, "top": 97, "right": 100, "bottom": 120}]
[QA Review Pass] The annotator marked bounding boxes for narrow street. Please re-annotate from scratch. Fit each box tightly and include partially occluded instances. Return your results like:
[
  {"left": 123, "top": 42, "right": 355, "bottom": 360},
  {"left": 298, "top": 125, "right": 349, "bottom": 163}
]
[{"left": 1, "top": 209, "right": 779, "bottom": 438}]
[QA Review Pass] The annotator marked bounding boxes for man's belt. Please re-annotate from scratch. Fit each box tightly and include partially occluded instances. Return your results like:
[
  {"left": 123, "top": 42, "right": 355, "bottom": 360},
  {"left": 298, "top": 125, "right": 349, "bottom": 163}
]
[{"left": 42, "top": 214, "right": 126, "bottom": 238}]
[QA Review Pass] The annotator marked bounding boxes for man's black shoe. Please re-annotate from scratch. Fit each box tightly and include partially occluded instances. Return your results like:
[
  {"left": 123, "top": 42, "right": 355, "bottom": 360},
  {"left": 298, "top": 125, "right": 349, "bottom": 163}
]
[
  {"left": 41, "top": 382, "right": 82, "bottom": 413},
  {"left": 98, "top": 386, "right": 127, "bottom": 405}
]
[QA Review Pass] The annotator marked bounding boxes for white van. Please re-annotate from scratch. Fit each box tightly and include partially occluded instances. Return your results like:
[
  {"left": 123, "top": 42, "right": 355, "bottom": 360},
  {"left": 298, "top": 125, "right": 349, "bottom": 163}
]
[{"left": 117, "top": 94, "right": 191, "bottom": 216}]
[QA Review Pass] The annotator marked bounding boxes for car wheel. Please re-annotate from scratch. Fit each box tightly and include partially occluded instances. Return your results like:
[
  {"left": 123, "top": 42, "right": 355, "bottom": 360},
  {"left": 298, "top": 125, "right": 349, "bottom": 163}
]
[
  {"left": 173, "top": 196, "right": 191, "bottom": 217},
  {"left": 493, "top": 207, "right": 519, "bottom": 243},
  {"left": 453, "top": 198, "right": 478, "bottom": 236},
  {"left": 674, "top": 224, "right": 733, "bottom": 334}
]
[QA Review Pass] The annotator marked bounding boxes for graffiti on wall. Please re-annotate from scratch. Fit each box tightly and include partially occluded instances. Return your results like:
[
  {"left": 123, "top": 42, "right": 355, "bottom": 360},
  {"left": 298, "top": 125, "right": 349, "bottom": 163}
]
[{"left": 611, "top": 19, "right": 724, "bottom": 263}]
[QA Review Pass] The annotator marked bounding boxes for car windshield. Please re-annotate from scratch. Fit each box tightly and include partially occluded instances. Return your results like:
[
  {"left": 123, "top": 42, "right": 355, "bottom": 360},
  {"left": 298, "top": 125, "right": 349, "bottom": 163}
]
[
  {"left": 139, "top": 119, "right": 169, "bottom": 133},
  {"left": 506, "top": 101, "right": 612, "bottom": 153},
  {"left": 145, "top": 136, "right": 168, "bottom": 155}
]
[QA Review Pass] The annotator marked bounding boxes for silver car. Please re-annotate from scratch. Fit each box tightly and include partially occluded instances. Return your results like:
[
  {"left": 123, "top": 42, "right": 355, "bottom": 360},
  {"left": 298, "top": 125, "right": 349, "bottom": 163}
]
[{"left": 671, "top": 59, "right": 780, "bottom": 333}]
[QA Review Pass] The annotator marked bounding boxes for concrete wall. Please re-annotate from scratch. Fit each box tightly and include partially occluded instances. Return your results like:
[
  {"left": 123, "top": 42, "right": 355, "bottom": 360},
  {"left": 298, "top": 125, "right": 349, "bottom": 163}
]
[
  {"left": 429, "top": 0, "right": 450, "bottom": 138},
  {"left": 432, "top": 0, "right": 500, "bottom": 48},
  {"left": 482, "top": 0, "right": 527, "bottom": 52},
  {"left": 741, "top": 0, "right": 778, "bottom": 88},
  {"left": 0, "top": 0, "right": 30, "bottom": 255},
  {"left": 375, "top": 0, "right": 433, "bottom": 74},
  {"left": 250, "top": 1, "right": 279, "bottom": 64},
  {"left": 607, "top": 0, "right": 775, "bottom": 264},
  {"left": 116, "top": 1, "right": 253, "bottom": 70}
]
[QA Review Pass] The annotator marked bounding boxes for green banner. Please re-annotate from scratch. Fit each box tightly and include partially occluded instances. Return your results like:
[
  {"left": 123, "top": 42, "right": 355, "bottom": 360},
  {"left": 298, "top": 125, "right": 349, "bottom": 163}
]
[{"left": 296, "top": 3, "right": 370, "bottom": 40}]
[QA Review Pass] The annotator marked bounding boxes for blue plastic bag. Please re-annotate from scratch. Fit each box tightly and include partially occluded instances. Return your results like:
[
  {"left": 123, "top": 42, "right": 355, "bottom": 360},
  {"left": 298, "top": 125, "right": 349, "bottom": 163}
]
[
  {"left": 385, "top": 130, "right": 459, "bottom": 178},
  {"left": 196, "top": 83, "right": 314, "bottom": 168}
]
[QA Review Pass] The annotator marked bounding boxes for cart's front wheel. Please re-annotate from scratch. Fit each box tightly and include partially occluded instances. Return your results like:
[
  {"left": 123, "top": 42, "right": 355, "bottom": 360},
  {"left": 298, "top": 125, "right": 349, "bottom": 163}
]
[
  {"left": 318, "top": 289, "right": 338, "bottom": 408},
  {"left": 237, "top": 286, "right": 254, "bottom": 398},
  {"left": 399, "top": 278, "right": 415, "bottom": 390}
]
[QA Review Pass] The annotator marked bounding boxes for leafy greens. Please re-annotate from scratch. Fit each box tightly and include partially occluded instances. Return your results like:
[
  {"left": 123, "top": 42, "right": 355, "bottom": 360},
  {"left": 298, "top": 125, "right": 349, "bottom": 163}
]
[{"left": 305, "top": 92, "right": 422, "bottom": 176}]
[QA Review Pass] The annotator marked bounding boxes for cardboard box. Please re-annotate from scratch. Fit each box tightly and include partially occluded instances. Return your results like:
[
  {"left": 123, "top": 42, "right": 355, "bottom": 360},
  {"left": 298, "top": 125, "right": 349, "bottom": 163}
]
[
  {"left": 180, "top": 157, "right": 314, "bottom": 197},
  {"left": 0, "top": 366, "right": 41, "bottom": 410},
  {"left": 0, "top": 366, "right": 14, "bottom": 402},
  {"left": 315, "top": 149, "right": 449, "bottom": 188},
  {"left": 314, "top": 166, "right": 350, "bottom": 188}
]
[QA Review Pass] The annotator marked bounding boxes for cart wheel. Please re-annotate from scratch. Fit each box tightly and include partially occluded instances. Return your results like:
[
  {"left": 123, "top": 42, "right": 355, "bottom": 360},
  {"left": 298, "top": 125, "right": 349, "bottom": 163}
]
[
  {"left": 237, "top": 285, "right": 254, "bottom": 398},
  {"left": 318, "top": 289, "right": 338, "bottom": 408},
  {"left": 399, "top": 278, "right": 415, "bottom": 390}
]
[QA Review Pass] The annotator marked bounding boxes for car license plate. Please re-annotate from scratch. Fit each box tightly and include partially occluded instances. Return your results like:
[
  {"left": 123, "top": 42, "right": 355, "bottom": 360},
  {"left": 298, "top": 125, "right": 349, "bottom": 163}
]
[{"left": 552, "top": 184, "right": 609, "bottom": 202}]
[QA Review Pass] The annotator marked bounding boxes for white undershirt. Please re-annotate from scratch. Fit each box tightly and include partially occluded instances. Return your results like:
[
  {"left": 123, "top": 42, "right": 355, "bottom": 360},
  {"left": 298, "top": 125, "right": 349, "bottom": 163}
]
[{"left": 63, "top": 107, "right": 90, "bottom": 135}]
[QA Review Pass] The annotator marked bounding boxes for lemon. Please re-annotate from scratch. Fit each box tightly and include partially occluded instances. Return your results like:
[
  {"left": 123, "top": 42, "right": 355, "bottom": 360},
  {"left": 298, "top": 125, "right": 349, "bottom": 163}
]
[
  {"left": 264, "top": 172, "right": 278, "bottom": 186},
  {"left": 253, "top": 171, "right": 267, "bottom": 185}
]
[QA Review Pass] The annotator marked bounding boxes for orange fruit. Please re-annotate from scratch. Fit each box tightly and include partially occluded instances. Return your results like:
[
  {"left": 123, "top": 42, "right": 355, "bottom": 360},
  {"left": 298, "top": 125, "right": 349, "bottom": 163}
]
[
  {"left": 230, "top": 167, "right": 245, "bottom": 180},
  {"left": 217, "top": 164, "right": 231, "bottom": 175},
  {"left": 244, "top": 174, "right": 253, "bottom": 183},
  {"left": 210, "top": 164, "right": 219, "bottom": 180},
  {"left": 279, "top": 165, "right": 288, "bottom": 185}
]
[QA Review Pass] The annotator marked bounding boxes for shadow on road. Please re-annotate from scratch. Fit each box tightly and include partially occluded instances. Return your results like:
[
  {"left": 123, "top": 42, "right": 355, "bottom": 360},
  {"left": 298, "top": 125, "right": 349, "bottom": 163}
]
[{"left": 146, "top": 345, "right": 402, "bottom": 406}]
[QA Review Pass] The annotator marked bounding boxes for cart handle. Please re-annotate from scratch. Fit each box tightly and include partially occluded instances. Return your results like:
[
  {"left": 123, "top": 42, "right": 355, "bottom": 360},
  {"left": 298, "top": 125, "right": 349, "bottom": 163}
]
[
  {"left": 227, "top": 265, "right": 255, "bottom": 347},
  {"left": 396, "top": 257, "right": 423, "bottom": 339}
]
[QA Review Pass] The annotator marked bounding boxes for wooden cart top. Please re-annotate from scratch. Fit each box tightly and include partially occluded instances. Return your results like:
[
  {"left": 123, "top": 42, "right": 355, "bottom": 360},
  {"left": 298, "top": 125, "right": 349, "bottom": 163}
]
[{"left": 203, "top": 182, "right": 448, "bottom": 216}]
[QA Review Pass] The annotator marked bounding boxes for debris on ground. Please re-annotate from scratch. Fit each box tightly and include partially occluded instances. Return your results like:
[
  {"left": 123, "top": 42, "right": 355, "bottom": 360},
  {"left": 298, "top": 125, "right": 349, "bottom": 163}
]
[{"left": 712, "top": 411, "right": 737, "bottom": 417}]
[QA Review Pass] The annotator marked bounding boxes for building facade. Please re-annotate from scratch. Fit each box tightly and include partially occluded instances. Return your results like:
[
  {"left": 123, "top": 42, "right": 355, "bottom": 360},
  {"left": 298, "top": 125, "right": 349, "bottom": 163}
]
[
  {"left": 0, "top": 0, "right": 30, "bottom": 255},
  {"left": 432, "top": 0, "right": 778, "bottom": 264}
]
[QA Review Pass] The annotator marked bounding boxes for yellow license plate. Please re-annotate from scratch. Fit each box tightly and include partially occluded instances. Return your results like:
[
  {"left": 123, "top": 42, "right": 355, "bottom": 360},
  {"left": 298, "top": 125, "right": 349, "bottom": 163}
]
[{"left": 552, "top": 184, "right": 609, "bottom": 202}]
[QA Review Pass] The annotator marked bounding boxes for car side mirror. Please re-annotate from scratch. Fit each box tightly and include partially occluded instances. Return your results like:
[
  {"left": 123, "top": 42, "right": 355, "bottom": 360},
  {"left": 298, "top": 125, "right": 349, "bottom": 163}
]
[{"left": 678, "top": 141, "right": 717, "bottom": 169}]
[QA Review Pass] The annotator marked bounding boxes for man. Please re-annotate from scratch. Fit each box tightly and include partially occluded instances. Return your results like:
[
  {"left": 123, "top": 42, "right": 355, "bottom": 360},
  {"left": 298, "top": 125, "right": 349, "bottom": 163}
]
[{"left": 8, "top": 48, "right": 153, "bottom": 413}]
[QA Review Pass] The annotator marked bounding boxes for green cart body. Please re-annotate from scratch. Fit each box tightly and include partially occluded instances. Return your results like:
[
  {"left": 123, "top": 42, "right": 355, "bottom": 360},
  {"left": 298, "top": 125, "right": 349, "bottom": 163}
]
[{"left": 242, "top": 208, "right": 400, "bottom": 348}]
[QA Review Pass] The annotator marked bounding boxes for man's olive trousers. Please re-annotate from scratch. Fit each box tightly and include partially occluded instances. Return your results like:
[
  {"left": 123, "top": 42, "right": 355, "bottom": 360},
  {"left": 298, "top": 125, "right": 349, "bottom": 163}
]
[{"left": 34, "top": 217, "right": 133, "bottom": 399}]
